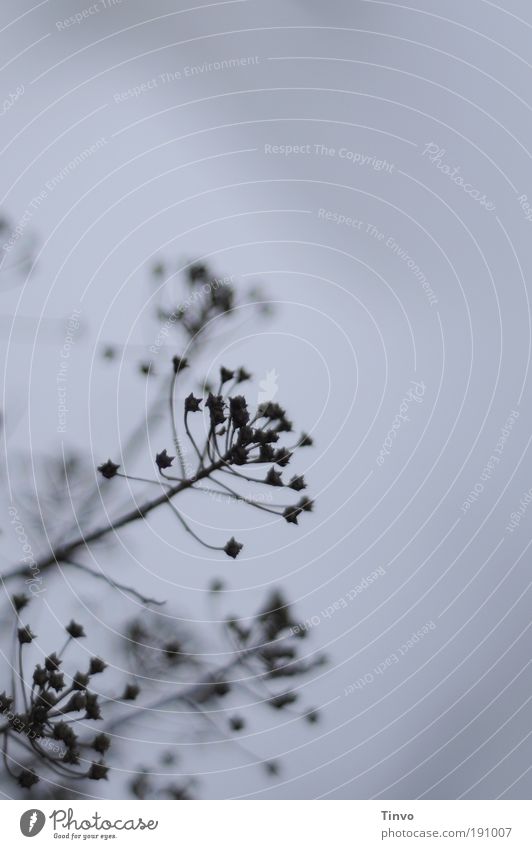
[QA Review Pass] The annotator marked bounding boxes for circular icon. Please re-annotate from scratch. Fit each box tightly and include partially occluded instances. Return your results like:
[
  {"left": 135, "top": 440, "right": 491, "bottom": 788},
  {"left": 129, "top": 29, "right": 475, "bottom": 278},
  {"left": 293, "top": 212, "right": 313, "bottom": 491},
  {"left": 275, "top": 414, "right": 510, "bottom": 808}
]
[{"left": 20, "top": 810, "right": 46, "bottom": 837}]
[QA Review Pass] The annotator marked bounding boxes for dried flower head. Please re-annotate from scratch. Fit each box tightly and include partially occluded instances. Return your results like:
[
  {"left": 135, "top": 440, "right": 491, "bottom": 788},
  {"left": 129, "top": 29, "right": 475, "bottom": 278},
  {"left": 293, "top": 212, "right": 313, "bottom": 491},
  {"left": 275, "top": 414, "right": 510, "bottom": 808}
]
[
  {"left": 122, "top": 683, "right": 140, "bottom": 701},
  {"left": 66, "top": 620, "right": 86, "bottom": 639},
  {"left": 220, "top": 366, "right": 234, "bottom": 384},
  {"left": 172, "top": 355, "right": 189, "bottom": 374},
  {"left": 155, "top": 449, "right": 174, "bottom": 470},
  {"left": 17, "top": 768, "right": 38, "bottom": 789},
  {"left": 97, "top": 459, "right": 120, "bottom": 479},
  {"left": 224, "top": 537, "right": 243, "bottom": 559},
  {"left": 288, "top": 475, "right": 306, "bottom": 492},
  {"left": 265, "top": 467, "right": 283, "bottom": 487},
  {"left": 12, "top": 593, "right": 29, "bottom": 613},
  {"left": 185, "top": 393, "right": 202, "bottom": 413},
  {"left": 88, "top": 657, "right": 107, "bottom": 675},
  {"left": 92, "top": 733, "right": 111, "bottom": 754},
  {"left": 88, "top": 760, "right": 109, "bottom": 781},
  {"left": 45, "top": 652, "right": 61, "bottom": 671},
  {"left": 18, "top": 625, "right": 36, "bottom": 644}
]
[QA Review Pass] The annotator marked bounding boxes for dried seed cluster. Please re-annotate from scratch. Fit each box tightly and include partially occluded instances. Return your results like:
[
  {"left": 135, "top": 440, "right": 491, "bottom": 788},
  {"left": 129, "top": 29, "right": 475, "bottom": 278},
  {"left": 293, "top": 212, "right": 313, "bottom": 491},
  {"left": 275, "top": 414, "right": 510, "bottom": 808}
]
[
  {"left": 98, "top": 363, "right": 314, "bottom": 559},
  {"left": 1, "top": 596, "right": 126, "bottom": 791}
]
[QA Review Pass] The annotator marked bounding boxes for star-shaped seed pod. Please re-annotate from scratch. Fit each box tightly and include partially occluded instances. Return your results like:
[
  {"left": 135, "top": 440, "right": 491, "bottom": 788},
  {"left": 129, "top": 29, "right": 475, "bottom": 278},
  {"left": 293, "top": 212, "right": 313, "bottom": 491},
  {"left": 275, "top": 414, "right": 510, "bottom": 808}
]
[
  {"left": 255, "top": 429, "right": 279, "bottom": 445},
  {"left": 213, "top": 680, "right": 230, "bottom": 696},
  {"left": 156, "top": 449, "right": 174, "bottom": 470},
  {"left": 12, "top": 593, "right": 29, "bottom": 613},
  {"left": 185, "top": 392, "right": 202, "bottom": 412},
  {"left": 224, "top": 537, "right": 243, "bottom": 559},
  {"left": 45, "top": 653, "right": 62, "bottom": 671},
  {"left": 18, "top": 625, "right": 36, "bottom": 644},
  {"left": 288, "top": 475, "right": 306, "bottom": 492},
  {"left": 229, "top": 445, "right": 248, "bottom": 465},
  {"left": 236, "top": 425, "right": 254, "bottom": 446},
  {"left": 277, "top": 417, "right": 293, "bottom": 433},
  {"left": 122, "top": 683, "right": 140, "bottom": 701},
  {"left": 48, "top": 672, "right": 65, "bottom": 693},
  {"left": 274, "top": 449, "right": 292, "bottom": 467},
  {"left": 172, "top": 355, "right": 189, "bottom": 374},
  {"left": 72, "top": 671, "right": 90, "bottom": 690},
  {"left": 85, "top": 692, "right": 102, "bottom": 721},
  {"left": 259, "top": 444, "right": 275, "bottom": 463},
  {"left": 53, "top": 721, "right": 76, "bottom": 743},
  {"left": 88, "top": 657, "right": 106, "bottom": 675},
  {"left": 92, "top": 733, "right": 111, "bottom": 754},
  {"left": 229, "top": 395, "right": 250, "bottom": 428},
  {"left": 64, "top": 692, "right": 87, "bottom": 713},
  {"left": 17, "top": 768, "right": 38, "bottom": 789},
  {"left": 187, "top": 262, "right": 207, "bottom": 283},
  {"left": 283, "top": 506, "right": 301, "bottom": 525},
  {"left": 88, "top": 761, "right": 109, "bottom": 781},
  {"left": 298, "top": 496, "right": 314, "bottom": 512},
  {"left": 260, "top": 402, "right": 285, "bottom": 421},
  {"left": 66, "top": 620, "right": 86, "bottom": 639},
  {"left": 265, "top": 467, "right": 283, "bottom": 487},
  {"left": 32, "top": 666, "right": 48, "bottom": 688},
  {"left": 97, "top": 459, "right": 120, "bottom": 479},
  {"left": 212, "top": 283, "right": 234, "bottom": 313},
  {"left": 220, "top": 366, "right": 234, "bottom": 384},
  {"left": 0, "top": 692, "right": 13, "bottom": 712},
  {"left": 205, "top": 393, "right": 226, "bottom": 426}
]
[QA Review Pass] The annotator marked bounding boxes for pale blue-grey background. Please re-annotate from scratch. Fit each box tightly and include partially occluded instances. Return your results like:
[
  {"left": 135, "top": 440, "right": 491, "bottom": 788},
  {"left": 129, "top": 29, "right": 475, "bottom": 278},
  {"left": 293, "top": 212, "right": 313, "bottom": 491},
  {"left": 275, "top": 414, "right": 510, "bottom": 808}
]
[{"left": 0, "top": 0, "right": 531, "bottom": 799}]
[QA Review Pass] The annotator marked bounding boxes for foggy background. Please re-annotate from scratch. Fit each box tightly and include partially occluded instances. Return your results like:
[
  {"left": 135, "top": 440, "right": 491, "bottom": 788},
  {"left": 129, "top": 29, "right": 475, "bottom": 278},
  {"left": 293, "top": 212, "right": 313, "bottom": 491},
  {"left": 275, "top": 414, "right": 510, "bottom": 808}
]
[{"left": 1, "top": 0, "right": 531, "bottom": 799}]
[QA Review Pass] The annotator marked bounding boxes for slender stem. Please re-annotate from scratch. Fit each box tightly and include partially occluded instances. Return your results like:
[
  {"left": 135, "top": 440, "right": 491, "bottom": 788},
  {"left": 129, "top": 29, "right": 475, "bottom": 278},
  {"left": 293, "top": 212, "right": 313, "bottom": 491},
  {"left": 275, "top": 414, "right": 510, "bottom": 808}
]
[
  {"left": 18, "top": 643, "right": 28, "bottom": 713},
  {"left": 2, "top": 733, "right": 17, "bottom": 779},
  {"left": 103, "top": 641, "right": 265, "bottom": 732},
  {"left": 202, "top": 424, "right": 216, "bottom": 466},
  {"left": 51, "top": 684, "right": 74, "bottom": 706},
  {"left": 220, "top": 467, "right": 276, "bottom": 486},
  {"left": 117, "top": 472, "right": 172, "bottom": 489},
  {"left": 184, "top": 696, "right": 263, "bottom": 766},
  {"left": 53, "top": 384, "right": 169, "bottom": 563},
  {"left": 224, "top": 416, "right": 233, "bottom": 454},
  {"left": 64, "top": 559, "right": 165, "bottom": 606},
  {"left": 30, "top": 738, "right": 86, "bottom": 779},
  {"left": 170, "top": 371, "right": 186, "bottom": 477},
  {"left": 184, "top": 411, "right": 203, "bottom": 465},
  {"left": 2, "top": 457, "right": 227, "bottom": 582},
  {"left": 10, "top": 624, "right": 17, "bottom": 709},
  {"left": 207, "top": 477, "right": 284, "bottom": 516},
  {"left": 57, "top": 636, "right": 72, "bottom": 658},
  {"left": 165, "top": 500, "right": 225, "bottom": 552},
  {"left": 159, "top": 470, "right": 185, "bottom": 483}
]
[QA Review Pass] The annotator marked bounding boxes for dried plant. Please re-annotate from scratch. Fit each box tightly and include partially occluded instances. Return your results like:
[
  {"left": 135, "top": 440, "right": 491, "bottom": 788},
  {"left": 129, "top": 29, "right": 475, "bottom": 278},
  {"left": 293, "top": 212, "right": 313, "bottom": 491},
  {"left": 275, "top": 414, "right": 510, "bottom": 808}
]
[
  {"left": 94, "top": 357, "right": 314, "bottom": 561},
  {"left": 1, "top": 260, "right": 322, "bottom": 799},
  {"left": 123, "top": 587, "right": 326, "bottom": 800},
  {"left": 0, "top": 587, "right": 324, "bottom": 797},
  {"left": 1, "top": 596, "right": 112, "bottom": 792}
]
